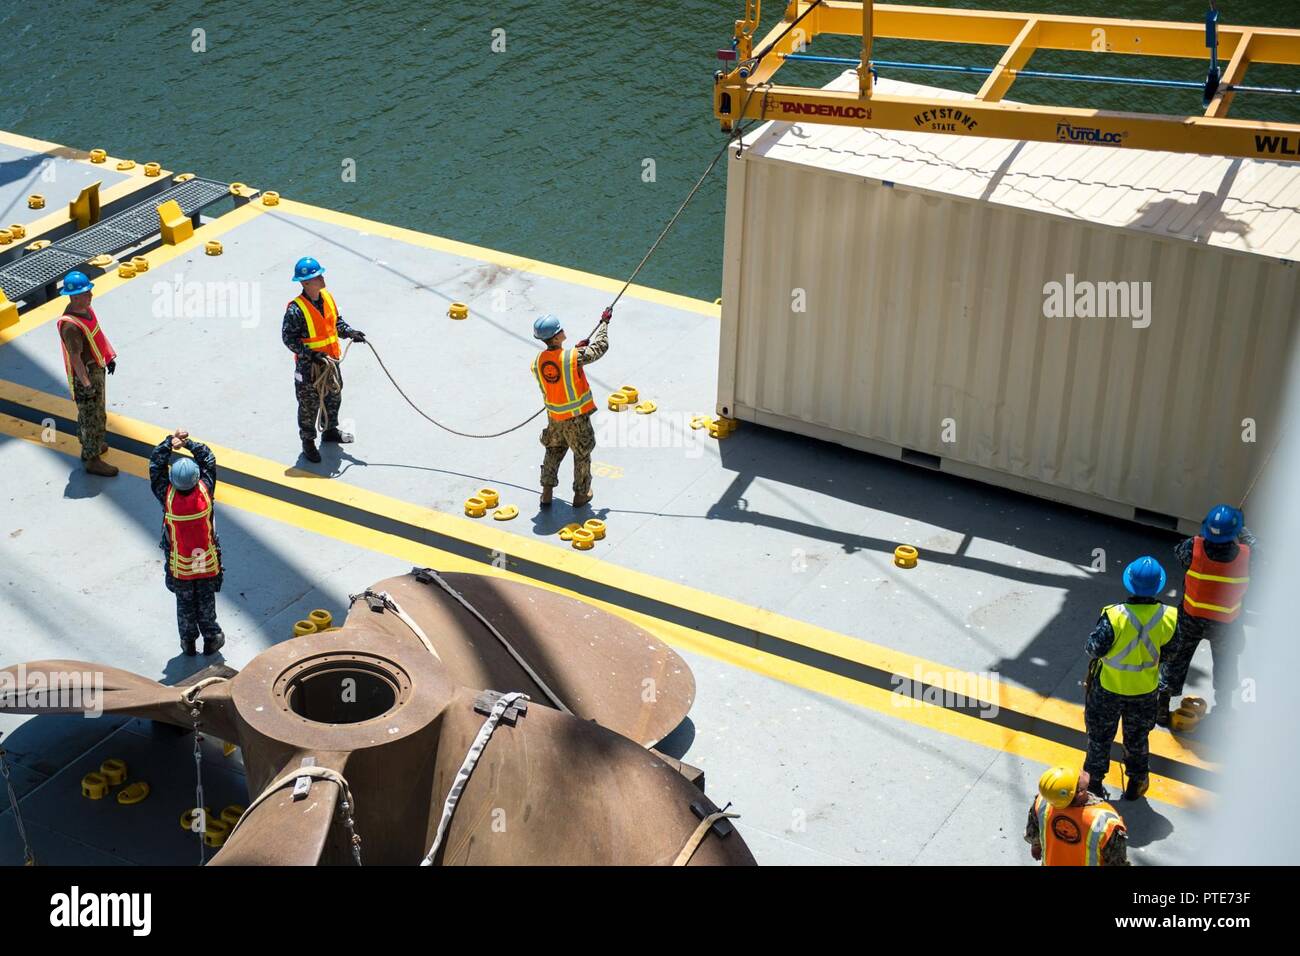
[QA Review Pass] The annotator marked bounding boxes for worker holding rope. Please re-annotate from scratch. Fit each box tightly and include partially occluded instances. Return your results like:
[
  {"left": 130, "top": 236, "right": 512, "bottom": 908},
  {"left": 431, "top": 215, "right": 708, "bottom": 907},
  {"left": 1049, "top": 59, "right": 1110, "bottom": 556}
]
[
  {"left": 282, "top": 257, "right": 367, "bottom": 463},
  {"left": 532, "top": 307, "right": 612, "bottom": 507}
]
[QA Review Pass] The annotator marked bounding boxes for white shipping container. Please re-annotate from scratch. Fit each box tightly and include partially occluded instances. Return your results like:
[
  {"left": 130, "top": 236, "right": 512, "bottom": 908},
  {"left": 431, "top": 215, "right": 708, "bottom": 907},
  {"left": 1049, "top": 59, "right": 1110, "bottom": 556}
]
[{"left": 718, "top": 75, "right": 1300, "bottom": 534}]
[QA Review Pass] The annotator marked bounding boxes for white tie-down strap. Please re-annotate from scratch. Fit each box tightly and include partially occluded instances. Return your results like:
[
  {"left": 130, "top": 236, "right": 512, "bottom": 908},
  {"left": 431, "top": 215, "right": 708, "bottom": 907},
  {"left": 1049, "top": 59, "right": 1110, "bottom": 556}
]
[{"left": 420, "top": 691, "right": 528, "bottom": 866}]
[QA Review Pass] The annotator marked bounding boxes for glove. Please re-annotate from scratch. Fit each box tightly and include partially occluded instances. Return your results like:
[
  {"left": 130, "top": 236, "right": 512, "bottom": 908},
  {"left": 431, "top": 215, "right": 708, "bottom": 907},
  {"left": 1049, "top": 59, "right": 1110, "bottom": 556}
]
[
  {"left": 576, "top": 339, "right": 590, "bottom": 349},
  {"left": 350, "top": 330, "right": 366, "bottom": 343},
  {"left": 1031, "top": 844, "right": 1041, "bottom": 862},
  {"left": 600, "top": 307, "right": 613, "bottom": 323},
  {"left": 106, "top": 359, "right": 116, "bottom": 375}
]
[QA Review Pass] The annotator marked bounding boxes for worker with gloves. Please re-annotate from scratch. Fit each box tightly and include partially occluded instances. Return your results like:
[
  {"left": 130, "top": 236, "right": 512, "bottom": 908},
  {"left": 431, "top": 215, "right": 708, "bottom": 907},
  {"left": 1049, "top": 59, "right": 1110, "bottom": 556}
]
[
  {"left": 1025, "top": 766, "right": 1128, "bottom": 866},
  {"left": 55, "top": 270, "right": 118, "bottom": 477},
  {"left": 1158, "top": 504, "right": 1256, "bottom": 726},
  {"left": 1082, "top": 556, "right": 1182, "bottom": 802},
  {"left": 148, "top": 430, "right": 225, "bottom": 656},
  {"left": 281, "top": 256, "right": 366, "bottom": 463},
  {"left": 531, "top": 306, "right": 612, "bottom": 507}
]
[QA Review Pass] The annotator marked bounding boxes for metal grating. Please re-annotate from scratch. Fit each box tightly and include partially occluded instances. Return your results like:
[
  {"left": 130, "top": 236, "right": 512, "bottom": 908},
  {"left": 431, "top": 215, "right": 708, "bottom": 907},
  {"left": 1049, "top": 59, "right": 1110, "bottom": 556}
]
[{"left": 0, "top": 178, "right": 232, "bottom": 303}]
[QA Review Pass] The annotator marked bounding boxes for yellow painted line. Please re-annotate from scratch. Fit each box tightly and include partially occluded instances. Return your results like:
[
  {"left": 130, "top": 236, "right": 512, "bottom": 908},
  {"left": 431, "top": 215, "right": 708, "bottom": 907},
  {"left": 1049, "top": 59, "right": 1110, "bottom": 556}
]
[
  {"left": 270, "top": 198, "right": 721, "bottom": 318},
  {"left": 0, "top": 200, "right": 268, "bottom": 347},
  {"left": 0, "top": 383, "right": 1212, "bottom": 808}
]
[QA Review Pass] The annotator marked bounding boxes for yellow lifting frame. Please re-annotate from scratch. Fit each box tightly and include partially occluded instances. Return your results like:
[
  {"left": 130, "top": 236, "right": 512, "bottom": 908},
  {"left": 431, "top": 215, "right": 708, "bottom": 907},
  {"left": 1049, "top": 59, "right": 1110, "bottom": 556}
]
[{"left": 714, "top": 1, "right": 1300, "bottom": 162}]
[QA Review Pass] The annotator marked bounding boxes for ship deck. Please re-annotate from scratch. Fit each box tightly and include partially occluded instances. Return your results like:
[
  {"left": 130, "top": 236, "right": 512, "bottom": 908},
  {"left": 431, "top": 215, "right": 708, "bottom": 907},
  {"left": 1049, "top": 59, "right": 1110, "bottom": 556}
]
[{"left": 0, "top": 133, "right": 1225, "bottom": 865}]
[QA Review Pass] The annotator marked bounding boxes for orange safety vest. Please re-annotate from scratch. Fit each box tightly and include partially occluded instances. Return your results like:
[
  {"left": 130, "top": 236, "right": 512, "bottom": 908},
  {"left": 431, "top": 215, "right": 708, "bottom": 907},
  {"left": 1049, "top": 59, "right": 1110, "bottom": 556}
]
[
  {"left": 56, "top": 308, "right": 117, "bottom": 395},
  {"left": 164, "top": 481, "right": 220, "bottom": 580},
  {"left": 292, "top": 290, "right": 342, "bottom": 360},
  {"left": 532, "top": 347, "right": 596, "bottom": 421},
  {"left": 1033, "top": 795, "right": 1124, "bottom": 866},
  {"left": 1182, "top": 536, "right": 1250, "bottom": 623}
]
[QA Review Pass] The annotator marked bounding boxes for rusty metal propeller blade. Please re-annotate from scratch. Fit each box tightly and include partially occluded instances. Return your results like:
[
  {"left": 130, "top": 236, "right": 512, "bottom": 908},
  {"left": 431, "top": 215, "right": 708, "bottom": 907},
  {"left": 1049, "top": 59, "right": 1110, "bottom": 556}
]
[{"left": 209, "top": 751, "right": 344, "bottom": 866}]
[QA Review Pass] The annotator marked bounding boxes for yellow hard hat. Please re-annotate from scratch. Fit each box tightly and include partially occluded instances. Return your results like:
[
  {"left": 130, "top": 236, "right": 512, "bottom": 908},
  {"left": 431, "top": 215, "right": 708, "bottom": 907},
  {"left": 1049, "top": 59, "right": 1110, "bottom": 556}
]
[{"left": 1038, "top": 767, "right": 1078, "bottom": 809}]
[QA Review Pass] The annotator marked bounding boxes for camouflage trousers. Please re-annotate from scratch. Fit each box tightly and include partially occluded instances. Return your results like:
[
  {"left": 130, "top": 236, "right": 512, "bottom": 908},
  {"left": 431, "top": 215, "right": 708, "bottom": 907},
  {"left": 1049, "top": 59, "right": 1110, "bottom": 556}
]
[
  {"left": 295, "top": 360, "right": 342, "bottom": 441},
  {"left": 71, "top": 365, "right": 107, "bottom": 461},
  {"left": 539, "top": 413, "right": 596, "bottom": 496},
  {"left": 1084, "top": 684, "right": 1157, "bottom": 784},
  {"left": 173, "top": 580, "right": 223, "bottom": 647},
  {"left": 1159, "top": 610, "right": 1242, "bottom": 703}
]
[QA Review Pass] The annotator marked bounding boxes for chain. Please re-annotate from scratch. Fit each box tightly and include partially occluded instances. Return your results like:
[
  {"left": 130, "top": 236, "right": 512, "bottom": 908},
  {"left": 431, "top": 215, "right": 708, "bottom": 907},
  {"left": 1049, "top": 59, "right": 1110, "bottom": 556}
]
[
  {"left": 0, "top": 737, "right": 35, "bottom": 866},
  {"left": 190, "top": 698, "right": 207, "bottom": 865},
  {"left": 338, "top": 788, "right": 363, "bottom": 865}
]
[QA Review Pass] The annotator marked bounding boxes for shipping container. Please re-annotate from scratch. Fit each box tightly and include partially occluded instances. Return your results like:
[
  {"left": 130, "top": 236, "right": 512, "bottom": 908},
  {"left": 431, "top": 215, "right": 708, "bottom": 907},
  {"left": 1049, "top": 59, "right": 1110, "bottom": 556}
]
[{"left": 718, "top": 74, "right": 1300, "bottom": 534}]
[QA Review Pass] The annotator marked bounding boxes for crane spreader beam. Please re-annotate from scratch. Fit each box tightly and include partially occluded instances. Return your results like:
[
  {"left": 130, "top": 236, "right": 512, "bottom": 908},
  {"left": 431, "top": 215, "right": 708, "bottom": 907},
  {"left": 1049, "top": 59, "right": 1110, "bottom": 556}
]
[{"left": 713, "top": 2, "right": 1300, "bottom": 162}]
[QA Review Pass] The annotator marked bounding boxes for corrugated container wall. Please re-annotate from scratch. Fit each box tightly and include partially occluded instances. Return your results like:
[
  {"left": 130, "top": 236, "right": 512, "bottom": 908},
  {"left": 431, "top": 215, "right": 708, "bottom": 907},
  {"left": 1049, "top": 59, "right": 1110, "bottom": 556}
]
[{"left": 718, "top": 77, "right": 1300, "bottom": 534}]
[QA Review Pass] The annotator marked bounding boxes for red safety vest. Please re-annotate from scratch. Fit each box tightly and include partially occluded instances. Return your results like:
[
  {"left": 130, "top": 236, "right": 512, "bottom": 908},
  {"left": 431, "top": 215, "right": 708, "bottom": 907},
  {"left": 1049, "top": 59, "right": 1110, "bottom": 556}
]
[
  {"left": 532, "top": 348, "right": 596, "bottom": 421},
  {"left": 1033, "top": 795, "right": 1124, "bottom": 866},
  {"left": 1182, "top": 536, "right": 1250, "bottom": 623},
  {"left": 292, "top": 290, "right": 342, "bottom": 360},
  {"left": 164, "top": 481, "right": 220, "bottom": 580},
  {"left": 56, "top": 308, "right": 117, "bottom": 395}
]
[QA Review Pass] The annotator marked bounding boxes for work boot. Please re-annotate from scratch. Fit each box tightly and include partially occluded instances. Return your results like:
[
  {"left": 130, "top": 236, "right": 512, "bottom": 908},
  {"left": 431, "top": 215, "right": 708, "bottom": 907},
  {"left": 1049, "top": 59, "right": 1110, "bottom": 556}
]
[
  {"left": 572, "top": 492, "right": 593, "bottom": 508},
  {"left": 84, "top": 456, "right": 119, "bottom": 477},
  {"left": 321, "top": 428, "right": 353, "bottom": 444},
  {"left": 202, "top": 632, "right": 226, "bottom": 656},
  {"left": 539, "top": 487, "right": 554, "bottom": 507},
  {"left": 302, "top": 439, "right": 321, "bottom": 463},
  {"left": 1123, "top": 775, "right": 1149, "bottom": 802},
  {"left": 180, "top": 639, "right": 197, "bottom": 657},
  {"left": 1087, "top": 777, "right": 1109, "bottom": 801},
  {"left": 1155, "top": 689, "right": 1172, "bottom": 728}
]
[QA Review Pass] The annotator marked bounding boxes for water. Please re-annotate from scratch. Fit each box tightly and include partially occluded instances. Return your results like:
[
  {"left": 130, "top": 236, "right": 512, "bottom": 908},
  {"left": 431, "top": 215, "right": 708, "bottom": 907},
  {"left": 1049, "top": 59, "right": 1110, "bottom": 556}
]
[{"left": 2, "top": 1, "right": 1296, "bottom": 301}]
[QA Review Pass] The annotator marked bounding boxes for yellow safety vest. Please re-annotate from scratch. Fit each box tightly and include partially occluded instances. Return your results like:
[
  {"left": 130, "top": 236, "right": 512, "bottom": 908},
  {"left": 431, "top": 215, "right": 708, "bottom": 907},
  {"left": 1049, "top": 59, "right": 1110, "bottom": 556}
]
[{"left": 1099, "top": 602, "right": 1177, "bottom": 696}]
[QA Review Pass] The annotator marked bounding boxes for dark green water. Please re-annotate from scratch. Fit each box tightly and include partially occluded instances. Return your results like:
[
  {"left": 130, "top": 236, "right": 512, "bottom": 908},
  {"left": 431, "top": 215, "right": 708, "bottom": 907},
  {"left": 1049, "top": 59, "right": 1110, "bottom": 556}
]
[{"left": 3, "top": 1, "right": 1296, "bottom": 300}]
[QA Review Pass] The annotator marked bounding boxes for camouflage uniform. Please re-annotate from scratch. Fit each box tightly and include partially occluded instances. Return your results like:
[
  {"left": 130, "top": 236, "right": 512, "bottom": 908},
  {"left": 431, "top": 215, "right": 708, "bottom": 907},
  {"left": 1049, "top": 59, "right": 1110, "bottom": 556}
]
[
  {"left": 149, "top": 437, "right": 224, "bottom": 651},
  {"left": 1024, "top": 794, "right": 1129, "bottom": 865},
  {"left": 1083, "top": 596, "right": 1182, "bottom": 784},
  {"left": 281, "top": 297, "right": 359, "bottom": 441},
  {"left": 1159, "top": 528, "right": 1257, "bottom": 704},
  {"left": 71, "top": 364, "right": 107, "bottom": 461},
  {"left": 538, "top": 323, "right": 609, "bottom": 497}
]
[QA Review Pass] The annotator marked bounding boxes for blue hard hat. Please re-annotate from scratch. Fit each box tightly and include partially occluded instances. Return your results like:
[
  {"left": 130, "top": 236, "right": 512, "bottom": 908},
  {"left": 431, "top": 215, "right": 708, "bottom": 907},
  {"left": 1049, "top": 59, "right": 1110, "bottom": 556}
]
[
  {"left": 1201, "top": 503, "right": 1243, "bottom": 543},
  {"left": 60, "top": 271, "right": 94, "bottom": 296},
  {"left": 292, "top": 256, "right": 325, "bottom": 283},
  {"left": 169, "top": 457, "right": 200, "bottom": 492},
  {"left": 1123, "top": 556, "right": 1167, "bottom": 598},
  {"left": 533, "top": 314, "right": 563, "bottom": 341}
]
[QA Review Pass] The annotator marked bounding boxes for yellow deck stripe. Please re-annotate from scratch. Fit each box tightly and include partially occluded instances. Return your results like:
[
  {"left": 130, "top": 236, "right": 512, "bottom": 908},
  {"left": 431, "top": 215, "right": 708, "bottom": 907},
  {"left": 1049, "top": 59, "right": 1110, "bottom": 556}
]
[{"left": 0, "top": 390, "right": 1212, "bottom": 808}]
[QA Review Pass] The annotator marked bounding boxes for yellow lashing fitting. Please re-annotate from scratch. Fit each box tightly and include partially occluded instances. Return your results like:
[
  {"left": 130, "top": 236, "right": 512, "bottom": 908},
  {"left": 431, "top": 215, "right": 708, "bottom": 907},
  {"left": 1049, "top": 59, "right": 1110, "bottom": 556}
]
[
  {"left": 689, "top": 415, "right": 711, "bottom": 430},
  {"left": 144, "top": 162, "right": 161, "bottom": 177},
  {"left": 583, "top": 518, "right": 606, "bottom": 540},
  {"left": 293, "top": 620, "right": 317, "bottom": 637},
  {"left": 308, "top": 608, "right": 333, "bottom": 630},
  {"left": 8, "top": 224, "right": 26, "bottom": 240},
  {"left": 180, "top": 807, "right": 211, "bottom": 831},
  {"left": 261, "top": 190, "right": 280, "bottom": 206},
  {"left": 88, "top": 254, "right": 113, "bottom": 268},
  {"left": 222, "top": 741, "right": 238, "bottom": 757},
  {"left": 571, "top": 528, "right": 596, "bottom": 550},
  {"left": 1171, "top": 697, "right": 1208, "bottom": 733},
  {"left": 894, "top": 545, "right": 919, "bottom": 569},
  {"left": 477, "top": 488, "right": 500, "bottom": 509},
  {"left": 205, "top": 240, "right": 223, "bottom": 256},
  {"left": 493, "top": 505, "right": 518, "bottom": 521},
  {"left": 99, "top": 758, "right": 127, "bottom": 786},
  {"left": 28, "top": 194, "right": 45, "bottom": 209},
  {"left": 81, "top": 772, "right": 109, "bottom": 800},
  {"left": 608, "top": 390, "right": 630, "bottom": 412},
  {"left": 635, "top": 401, "right": 657, "bottom": 414},
  {"left": 116, "top": 782, "right": 149, "bottom": 805},
  {"left": 89, "top": 148, "right": 107, "bottom": 163},
  {"left": 116, "top": 159, "right": 136, "bottom": 171},
  {"left": 465, "top": 495, "right": 488, "bottom": 517},
  {"left": 219, "top": 805, "right": 245, "bottom": 827},
  {"left": 448, "top": 302, "right": 469, "bottom": 320},
  {"left": 708, "top": 416, "right": 740, "bottom": 440},
  {"left": 0, "top": 230, "right": 12, "bottom": 245},
  {"left": 173, "top": 172, "right": 195, "bottom": 183},
  {"left": 620, "top": 386, "right": 639, "bottom": 403},
  {"left": 117, "top": 263, "right": 136, "bottom": 279},
  {"left": 229, "top": 182, "right": 248, "bottom": 196},
  {"left": 203, "top": 819, "right": 231, "bottom": 847},
  {"left": 26, "top": 239, "right": 51, "bottom": 251},
  {"left": 130, "top": 255, "right": 149, "bottom": 273},
  {"left": 714, "top": 297, "right": 722, "bottom": 305},
  {"left": 558, "top": 522, "right": 582, "bottom": 541}
]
